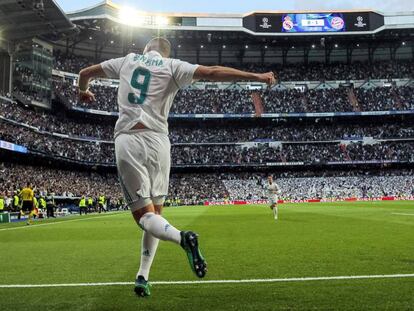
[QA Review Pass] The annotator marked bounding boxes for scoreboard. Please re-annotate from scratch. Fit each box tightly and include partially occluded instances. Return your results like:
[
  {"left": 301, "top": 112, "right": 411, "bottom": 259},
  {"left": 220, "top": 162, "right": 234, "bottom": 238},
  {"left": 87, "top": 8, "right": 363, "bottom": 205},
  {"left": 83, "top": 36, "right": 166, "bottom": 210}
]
[
  {"left": 243, "top": 11, "right": 384, "bottom": 34},
  {"left": 281, "top": 13, "right": 345, "bottom": 32}
]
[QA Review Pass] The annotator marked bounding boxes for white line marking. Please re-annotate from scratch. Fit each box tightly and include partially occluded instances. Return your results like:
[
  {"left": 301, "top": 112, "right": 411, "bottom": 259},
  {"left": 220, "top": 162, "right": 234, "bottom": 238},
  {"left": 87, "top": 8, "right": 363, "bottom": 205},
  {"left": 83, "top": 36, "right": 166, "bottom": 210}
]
[
  {"left": 0, "top": 212, "right": 125, "bottom": 232},
  {"left": 1, "top": 274, "right": 414, "bottom": 288},
  {"left": 391, "top": 213, "right": 414, "bottom": 216}
]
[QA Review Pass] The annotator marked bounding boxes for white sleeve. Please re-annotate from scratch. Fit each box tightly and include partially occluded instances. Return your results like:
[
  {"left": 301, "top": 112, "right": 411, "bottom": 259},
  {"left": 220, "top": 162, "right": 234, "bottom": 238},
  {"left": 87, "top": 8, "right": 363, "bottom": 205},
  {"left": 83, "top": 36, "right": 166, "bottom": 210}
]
[
  {"left": 100, "top": 56, "right": 127, "bottom": 79},
  {"left": 171, "top": 59, "right": 199, "bottom": 88}
]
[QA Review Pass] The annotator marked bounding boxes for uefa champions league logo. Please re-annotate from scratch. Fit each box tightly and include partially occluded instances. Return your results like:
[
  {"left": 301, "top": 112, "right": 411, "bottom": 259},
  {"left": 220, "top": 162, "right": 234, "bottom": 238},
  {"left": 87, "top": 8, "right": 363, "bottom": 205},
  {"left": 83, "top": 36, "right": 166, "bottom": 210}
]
[
  {"left": 259, "top": 17, "right": 272, "bottom": 29},
  {"left": 355, "top": 16, "right": 367, "bottom": 28}
]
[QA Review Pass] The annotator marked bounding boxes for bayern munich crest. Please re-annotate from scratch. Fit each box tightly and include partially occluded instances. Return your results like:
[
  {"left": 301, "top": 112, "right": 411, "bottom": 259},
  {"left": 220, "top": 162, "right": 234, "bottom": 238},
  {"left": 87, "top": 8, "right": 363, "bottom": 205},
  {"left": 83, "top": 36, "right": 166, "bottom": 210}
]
[{"left": 330, "top": 16, "right": 345, "bottom": 30}]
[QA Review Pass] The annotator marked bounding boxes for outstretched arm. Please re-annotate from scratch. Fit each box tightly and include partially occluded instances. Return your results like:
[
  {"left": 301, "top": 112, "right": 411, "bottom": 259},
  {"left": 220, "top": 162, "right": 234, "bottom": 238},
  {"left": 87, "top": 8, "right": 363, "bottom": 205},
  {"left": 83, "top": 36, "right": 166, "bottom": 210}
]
[
  {"left": 193, "top": 65, "right": 276, "bottom": 86},
  {"left": 77, "top": 64, "right": 107, "bottom": 102}
]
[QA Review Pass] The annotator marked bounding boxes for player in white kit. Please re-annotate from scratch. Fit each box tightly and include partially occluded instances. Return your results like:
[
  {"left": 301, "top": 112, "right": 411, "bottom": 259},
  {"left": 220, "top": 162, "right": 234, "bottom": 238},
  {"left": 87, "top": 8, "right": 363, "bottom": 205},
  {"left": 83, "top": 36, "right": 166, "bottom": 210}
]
[
  {"left": 77, "top": 37, "right": 276, "bottom": 297},
  {"left": 267, "top": 175, "right": 281, "bottom": 220}
]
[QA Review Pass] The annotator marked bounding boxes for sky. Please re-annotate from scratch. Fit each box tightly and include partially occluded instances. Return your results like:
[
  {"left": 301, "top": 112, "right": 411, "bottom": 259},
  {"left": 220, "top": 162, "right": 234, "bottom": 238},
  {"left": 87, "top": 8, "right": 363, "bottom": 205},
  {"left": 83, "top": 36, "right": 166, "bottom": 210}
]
[{"left": 56, "top": 0, "right": 414, "bottom": 14}]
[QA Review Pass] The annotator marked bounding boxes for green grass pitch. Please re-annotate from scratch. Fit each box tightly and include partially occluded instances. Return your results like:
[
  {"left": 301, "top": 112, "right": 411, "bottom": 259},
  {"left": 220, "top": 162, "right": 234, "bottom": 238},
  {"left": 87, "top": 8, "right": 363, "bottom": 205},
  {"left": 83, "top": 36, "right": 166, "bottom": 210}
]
[{"left": 1, "top": 201, "right": 413, "bottom": 310}]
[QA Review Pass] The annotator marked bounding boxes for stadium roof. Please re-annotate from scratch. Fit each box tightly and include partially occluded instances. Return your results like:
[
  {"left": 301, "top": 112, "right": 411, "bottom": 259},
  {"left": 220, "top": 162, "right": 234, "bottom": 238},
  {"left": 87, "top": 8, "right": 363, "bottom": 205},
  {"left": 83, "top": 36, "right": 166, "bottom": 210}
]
[
  {"left": 67, "top": 0, "right": 240, "bottom": 19},
  {"left": 65, "top": 0, "right": 414, "bottom": 36},
  {"left": 50, "top": 0, "right": 412, "bottom": 65},
  {"left": 0, "top": 0, "right": 77, "bottom": 42}
]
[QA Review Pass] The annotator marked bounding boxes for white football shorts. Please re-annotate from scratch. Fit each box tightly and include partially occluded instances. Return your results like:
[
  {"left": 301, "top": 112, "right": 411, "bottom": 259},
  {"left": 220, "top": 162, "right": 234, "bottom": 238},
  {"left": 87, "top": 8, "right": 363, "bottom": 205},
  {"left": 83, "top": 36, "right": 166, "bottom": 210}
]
[
  {"left": 269, "top": 195, "right": 278, "bottom": 205},
  {"left": 115, "top": 130, "right": 171, "bottom": 211}
]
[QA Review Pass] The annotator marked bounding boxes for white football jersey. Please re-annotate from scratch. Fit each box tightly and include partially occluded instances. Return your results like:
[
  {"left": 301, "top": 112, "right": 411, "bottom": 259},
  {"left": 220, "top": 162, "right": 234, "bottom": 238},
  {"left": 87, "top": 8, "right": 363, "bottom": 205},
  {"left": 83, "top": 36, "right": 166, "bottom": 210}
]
[
  {"left": 267, "top": 182, "right": 281, "bottom": 196},
  {"left": 101, "top": 51, "right": 198, "bottom": 137}
]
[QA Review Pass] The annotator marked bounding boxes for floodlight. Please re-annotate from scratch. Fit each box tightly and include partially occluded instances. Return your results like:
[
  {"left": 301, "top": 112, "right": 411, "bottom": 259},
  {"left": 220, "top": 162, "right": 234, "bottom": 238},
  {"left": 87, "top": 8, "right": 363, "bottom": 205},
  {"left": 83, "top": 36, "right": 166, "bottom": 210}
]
[
  {"left": 119, "top": 6, "right": 144, "bottom": 26},
  {"left": 155, "top": 16, "right": 169, "bottom": 26}
]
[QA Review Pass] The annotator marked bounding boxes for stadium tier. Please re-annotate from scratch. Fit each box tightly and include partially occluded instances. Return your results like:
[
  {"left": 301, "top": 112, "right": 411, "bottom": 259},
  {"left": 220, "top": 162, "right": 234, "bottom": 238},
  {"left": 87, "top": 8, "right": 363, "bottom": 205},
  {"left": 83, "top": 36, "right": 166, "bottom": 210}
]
[
  {"left": 2, "top": 96, "right": 414, "bottom": 142},
  {"left": 2, "top": 96, "right": 414, "bottom": 167},
  {"left": 53, "top": 82, "right": 414, "bottom": 114},
  {"left": 1, "top": 163, "right": 413, "bottom": 205},
  {"left": 53, "top": 53, "right": 414, "bottom": 81}
]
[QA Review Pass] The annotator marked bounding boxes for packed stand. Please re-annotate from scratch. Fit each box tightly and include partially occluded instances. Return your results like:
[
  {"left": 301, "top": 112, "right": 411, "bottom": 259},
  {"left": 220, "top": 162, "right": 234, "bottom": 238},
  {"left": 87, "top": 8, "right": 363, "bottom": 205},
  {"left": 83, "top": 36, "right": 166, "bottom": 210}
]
[
  {"left": 53, "top": 52, "right": 413, "bottom": 81},
  {"left": 223, "top": 174, "right": 414, "bottom": 201},
  {"left": 53, "top": 79, "right": 118, "bottom": 112},
  {"left": 355, "top": 86, "right": 414, "bottom": 111},
  {"left": 1, "top": 163, "right": 412, "bottom": 204},
  {"left": 2, "top": 94, "right": 414, "bottom": 142},
  {"left": 171, "top": 86, "right": 414, "bottom": 114},
  {"left": 2, "top": 118, "right": 413, "bottom": 165},
  {"left": 170, "top": 123, "right": 414, "bottom": 143},
  {"left": 168, "top": 174, "right": 229, "bottom": 205},
  {"left": 52, "top": 80, "right": 414, "bottom": 113},
  {"left": 0, "top": 162, "right": 122, "bottom": 199},
  {"left": 54, "top": 51, "right": 94, "bottom": 74},
  {"left": 230, "top": 60, "right": 414, "bottom": 81},
  {"left": 171, "top": 142, "right": 414, "bottom": 165},
  {"left": 0, "top": 98, "right": 114, "bottom": 140},
  {"left": 0, "top": 122, "right": 115, "bottom": 164}
]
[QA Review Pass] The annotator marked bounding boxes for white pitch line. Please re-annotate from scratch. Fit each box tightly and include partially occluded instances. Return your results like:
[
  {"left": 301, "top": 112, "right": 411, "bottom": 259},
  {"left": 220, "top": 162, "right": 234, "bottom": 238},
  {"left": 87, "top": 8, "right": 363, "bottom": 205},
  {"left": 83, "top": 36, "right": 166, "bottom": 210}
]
[
  {"left": 1, "top": 273, "right": 414, "bottom": 288},
  {"left": 0, "top": 212, "right": 124, "bottom": 232},
  {"left": 391, "top": 213, "right": 414, "bottom": 216}
]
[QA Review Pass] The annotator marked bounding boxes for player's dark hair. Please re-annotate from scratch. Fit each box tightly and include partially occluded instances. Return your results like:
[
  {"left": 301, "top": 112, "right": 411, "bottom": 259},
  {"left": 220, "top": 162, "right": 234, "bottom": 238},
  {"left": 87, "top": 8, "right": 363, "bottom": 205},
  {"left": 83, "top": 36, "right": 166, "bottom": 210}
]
[{"left": 144, "top": 37, "right": 171, "bottom": 57}]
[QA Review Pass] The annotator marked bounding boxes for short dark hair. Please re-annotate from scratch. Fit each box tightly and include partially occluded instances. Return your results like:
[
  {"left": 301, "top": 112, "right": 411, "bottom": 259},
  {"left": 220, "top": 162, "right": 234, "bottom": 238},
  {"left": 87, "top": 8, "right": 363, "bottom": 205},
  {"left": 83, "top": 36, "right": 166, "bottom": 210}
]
[{"left": 144, "top": 37, "right": 171, "bottom": 57}]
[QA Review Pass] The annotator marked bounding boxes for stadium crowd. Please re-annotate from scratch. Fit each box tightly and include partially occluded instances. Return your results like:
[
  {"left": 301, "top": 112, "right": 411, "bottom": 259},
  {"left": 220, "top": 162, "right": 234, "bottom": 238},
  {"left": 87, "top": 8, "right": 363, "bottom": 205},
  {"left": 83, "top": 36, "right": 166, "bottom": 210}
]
[
  {"left": 0, "top": 122, "right": 115, "bottom": 164},
  {"left": 3, "top": 96, "right": 414, "bottom": 142},
  {"left": 171, "top": 86, "right": 414, "bottom": 114},
  {"left": 0, "top": 162, "right": 121, "bottom": 199},
  {"left": 234, "top": 60, "right": 414, "bottom": 81},
  {"left": 224, "top": 174, "right": 414, "bottom": 201},
  {"left": 172, "top": 142, "right": 414, "bottom": 165},
  {"left": 1, "top": 163, "right": 412, "bottom": 205},
  {"left": 53, "top": 52, "right": 413, "bottom": 81},
  {"left": 50, "top": 78, "right": 414, "bottom": 114},
  {"left": 3, "top": 96, "right": 413, "bottom": 143},
  {"left": 53, "top": 79, "right": 117, "bottom": 112},
  {"left": 0, "top": 98, "right": 114, "bottom": 140},
  {"left": 170, "top": 124, "right": 414, "bottom": 143},
  {"left": 54, "top": 51, "right": 94, "bottom": 75},
  {"left": 2, "top": 118, "right": 413, "bottom": 165},
  {"left": 2, "top": 91, "right": 414, "bottom": 165}
]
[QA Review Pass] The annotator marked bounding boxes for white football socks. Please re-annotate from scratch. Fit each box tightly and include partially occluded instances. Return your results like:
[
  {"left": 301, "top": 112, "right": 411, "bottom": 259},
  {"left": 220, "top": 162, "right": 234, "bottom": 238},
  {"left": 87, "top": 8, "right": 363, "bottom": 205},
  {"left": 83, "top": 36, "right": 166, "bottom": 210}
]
[
  {"left": 273, "top": 206, "right": 278, "bottom": 220},
  {"left": 139, "top": 212, "right": 181, "bottom": 244},
  {"left": 137, "top": 231, "right": 159, "bottom": 280}
]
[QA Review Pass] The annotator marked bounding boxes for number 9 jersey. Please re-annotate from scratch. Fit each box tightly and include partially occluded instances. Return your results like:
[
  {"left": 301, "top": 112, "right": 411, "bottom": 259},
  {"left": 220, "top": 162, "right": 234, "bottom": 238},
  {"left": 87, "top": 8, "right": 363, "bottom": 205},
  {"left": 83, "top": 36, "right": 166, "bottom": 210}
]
[{"left": 101, "top": 51, "right": 198, "bottom": 137}]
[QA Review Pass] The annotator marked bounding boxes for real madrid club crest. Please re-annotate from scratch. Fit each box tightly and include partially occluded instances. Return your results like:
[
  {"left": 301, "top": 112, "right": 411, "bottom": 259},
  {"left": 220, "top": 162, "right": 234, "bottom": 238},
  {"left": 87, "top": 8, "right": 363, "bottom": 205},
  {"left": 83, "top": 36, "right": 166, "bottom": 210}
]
[{"left": 282, "top": 15, "right": 293, "bottom": 31}]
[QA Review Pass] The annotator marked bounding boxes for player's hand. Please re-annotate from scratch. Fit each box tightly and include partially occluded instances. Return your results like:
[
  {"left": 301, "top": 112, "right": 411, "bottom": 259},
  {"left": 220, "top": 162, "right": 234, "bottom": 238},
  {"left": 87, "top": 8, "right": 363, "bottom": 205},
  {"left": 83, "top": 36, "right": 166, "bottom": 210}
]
[
  {"left": 256, "top": 72, "right": 277, "bottom": 86},
  {"left": 79, "top": 89, "right": 96, "bottom": 103}
]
